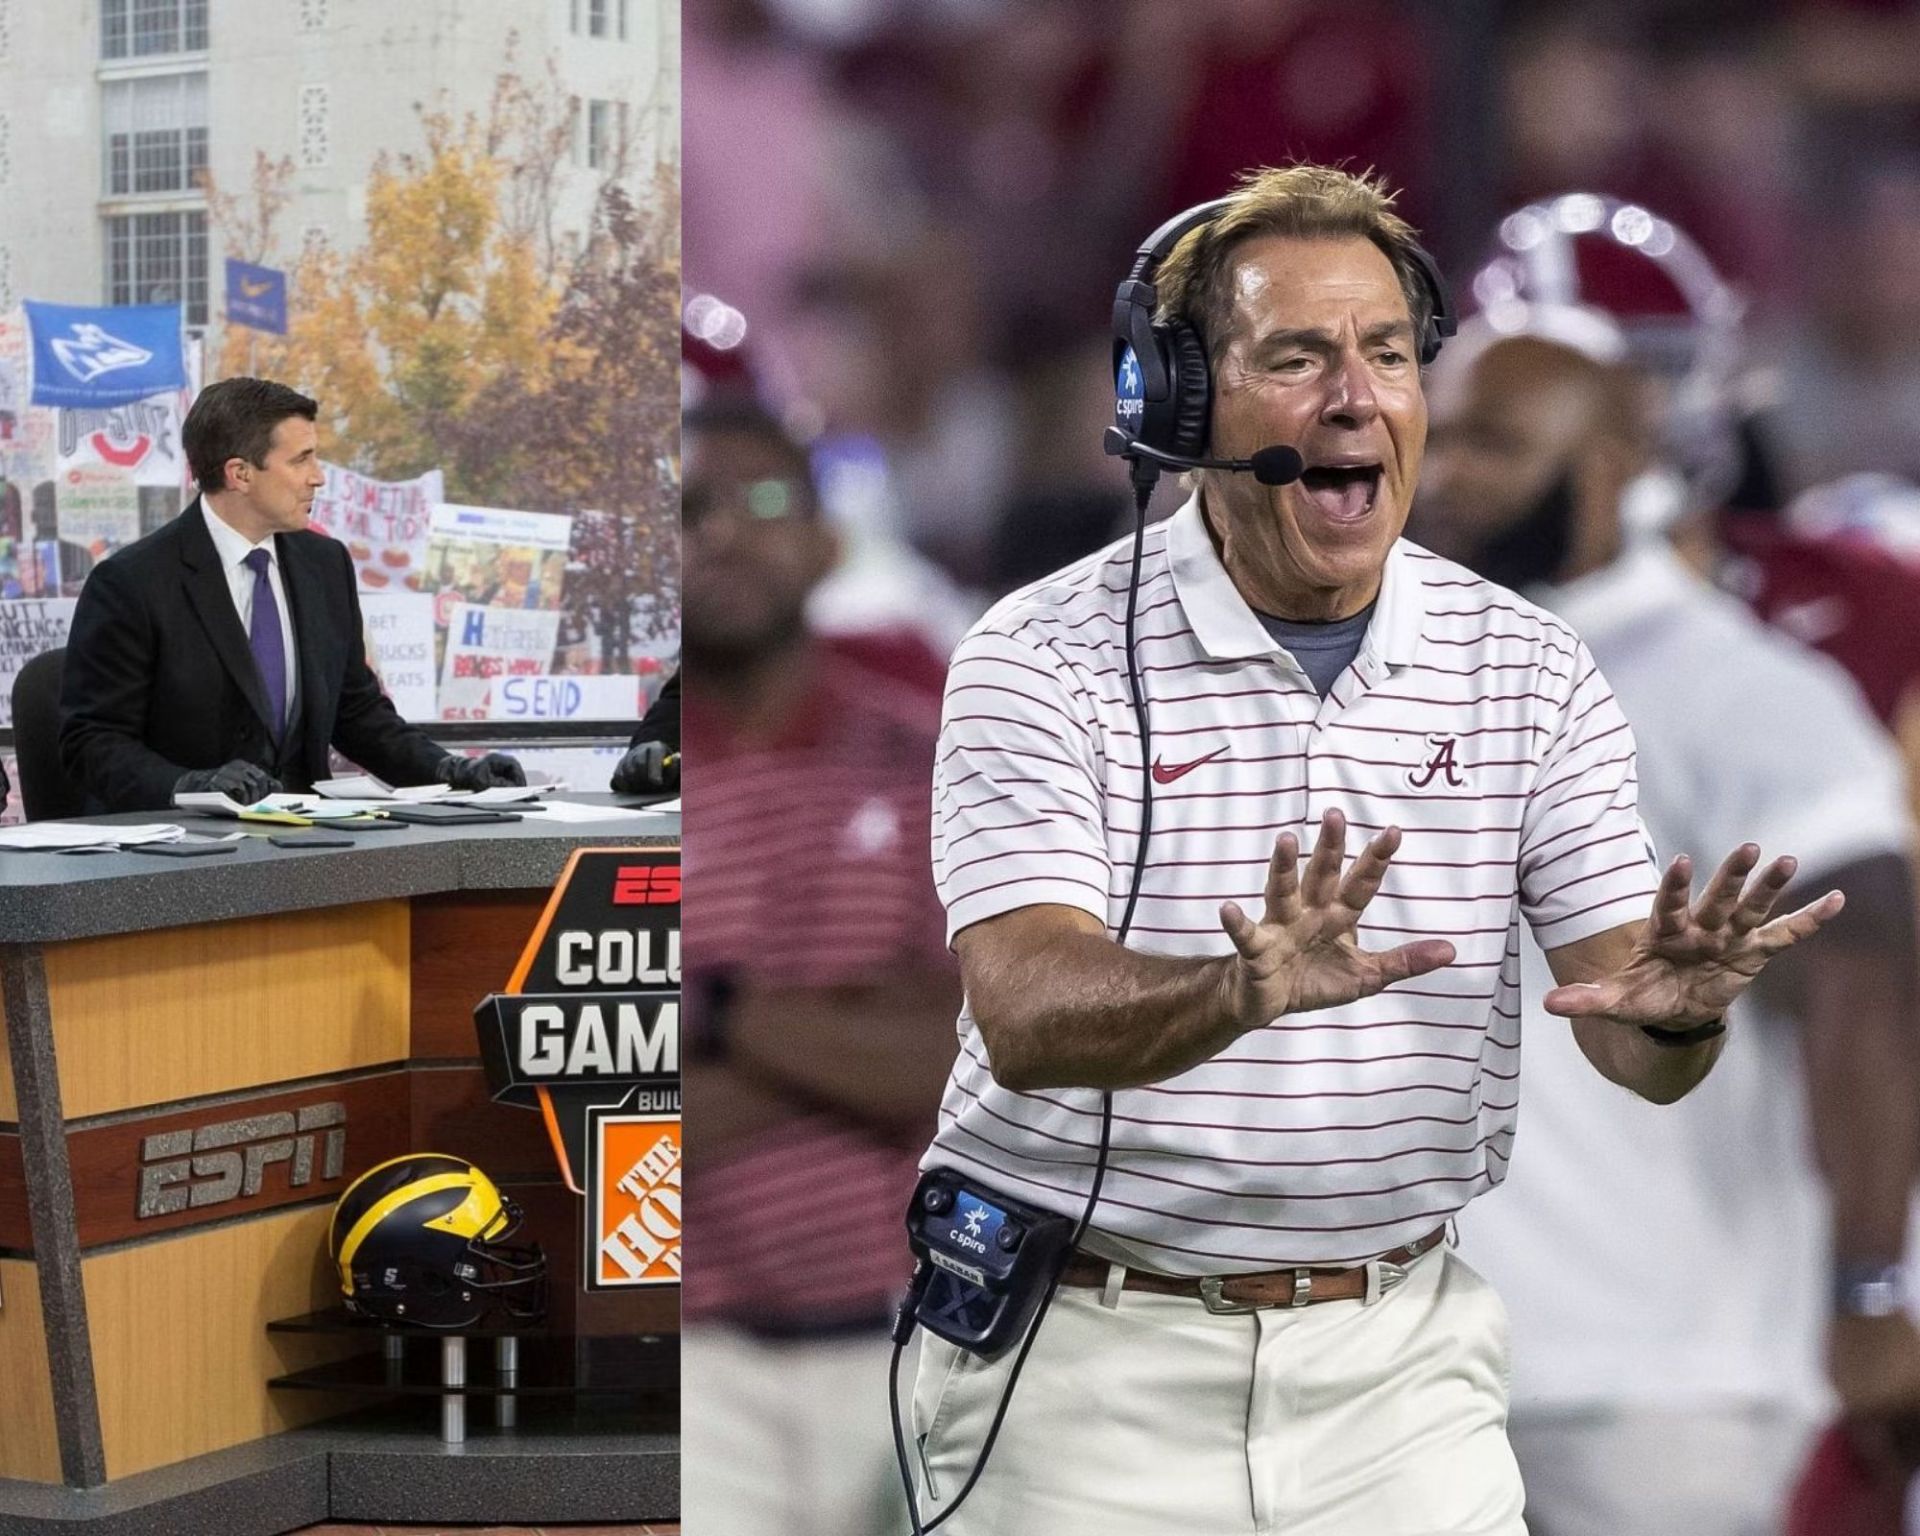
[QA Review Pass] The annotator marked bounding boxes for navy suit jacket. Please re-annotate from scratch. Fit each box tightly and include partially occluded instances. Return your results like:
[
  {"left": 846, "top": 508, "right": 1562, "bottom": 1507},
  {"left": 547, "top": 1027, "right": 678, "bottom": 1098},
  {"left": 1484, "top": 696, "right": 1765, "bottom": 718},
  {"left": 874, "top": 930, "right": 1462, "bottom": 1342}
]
[{"left": 60, "top": 499, "right": 446, "bottom": 811}]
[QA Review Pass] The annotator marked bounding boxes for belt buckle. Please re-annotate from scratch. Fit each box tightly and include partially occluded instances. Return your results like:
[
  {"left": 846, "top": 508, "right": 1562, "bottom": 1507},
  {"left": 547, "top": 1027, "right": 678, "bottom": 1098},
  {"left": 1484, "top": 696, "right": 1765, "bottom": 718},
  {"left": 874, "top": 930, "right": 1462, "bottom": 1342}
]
[
  {"left": 1364, "top": 1259, "right": 1408, "bottom": 1306},
  {"left": 1197, "top": 1277, "right": 1258, "bottom": 1315}
]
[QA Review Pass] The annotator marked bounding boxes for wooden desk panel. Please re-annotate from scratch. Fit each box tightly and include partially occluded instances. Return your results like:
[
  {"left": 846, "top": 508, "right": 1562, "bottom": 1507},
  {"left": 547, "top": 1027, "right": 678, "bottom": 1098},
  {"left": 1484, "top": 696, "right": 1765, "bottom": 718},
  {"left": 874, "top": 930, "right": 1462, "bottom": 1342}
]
[
  {"left": 82, "top": 1206, "right": 362, "bottom": 1482},
  {"left": 409, "top": 891, "right": 546, "bottom": 1059},
  {"left": 0, "top": 1259, "right": 60, "bottom": 1483},
  {"left": 42, "top": 903, "right": 410, "bottom": 1121}
]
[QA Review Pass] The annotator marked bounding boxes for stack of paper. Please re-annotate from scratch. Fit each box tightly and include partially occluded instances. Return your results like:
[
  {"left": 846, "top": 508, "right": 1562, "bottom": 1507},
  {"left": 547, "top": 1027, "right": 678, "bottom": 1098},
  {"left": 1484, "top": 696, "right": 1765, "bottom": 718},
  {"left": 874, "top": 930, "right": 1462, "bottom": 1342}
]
[
  {"left": 534, "top": 800, "right": 676, "bottom": 824},
  {"left": 313, "top": 776, "right": 563, "bottom": 805},
  {"left": 0, "top": 823, "right": 186, "bottom": 852}
]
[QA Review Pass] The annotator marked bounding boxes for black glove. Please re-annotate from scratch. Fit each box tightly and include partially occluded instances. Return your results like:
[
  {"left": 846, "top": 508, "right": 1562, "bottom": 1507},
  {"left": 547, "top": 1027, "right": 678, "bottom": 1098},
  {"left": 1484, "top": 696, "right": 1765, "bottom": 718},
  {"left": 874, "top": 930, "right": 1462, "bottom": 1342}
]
[
  {"left": 611, "top": 740, "right": 679, "bottom": 794},
  {"left": 175, "top": 760, "right": 282, "bottom": 804},
  {"left": 435, "top": 752, "right": 526, "bottom": 792}
]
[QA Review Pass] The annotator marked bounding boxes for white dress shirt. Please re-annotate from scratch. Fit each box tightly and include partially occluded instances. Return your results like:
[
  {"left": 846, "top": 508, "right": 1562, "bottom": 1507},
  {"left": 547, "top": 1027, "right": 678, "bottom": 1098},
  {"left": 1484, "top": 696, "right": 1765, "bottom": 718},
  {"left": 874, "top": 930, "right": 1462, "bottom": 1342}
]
[{"left": 201, "top": 501, "right": 300, "bottom": 733}]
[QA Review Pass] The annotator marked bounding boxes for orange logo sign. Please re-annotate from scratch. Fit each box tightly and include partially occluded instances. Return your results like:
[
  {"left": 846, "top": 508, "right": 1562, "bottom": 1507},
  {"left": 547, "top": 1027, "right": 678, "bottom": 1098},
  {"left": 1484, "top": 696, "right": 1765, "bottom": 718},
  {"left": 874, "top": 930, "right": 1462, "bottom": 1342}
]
[{"left": 593, "top": 1114, "right": 682, "bottom": 1287}]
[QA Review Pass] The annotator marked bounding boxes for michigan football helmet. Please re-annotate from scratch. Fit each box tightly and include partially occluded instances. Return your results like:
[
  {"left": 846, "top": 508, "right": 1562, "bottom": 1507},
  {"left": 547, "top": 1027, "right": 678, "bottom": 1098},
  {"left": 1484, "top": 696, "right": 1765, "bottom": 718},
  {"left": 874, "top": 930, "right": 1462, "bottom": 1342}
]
[{"left": 330, "top": 1153, "right": 547, "bottom": 1328}]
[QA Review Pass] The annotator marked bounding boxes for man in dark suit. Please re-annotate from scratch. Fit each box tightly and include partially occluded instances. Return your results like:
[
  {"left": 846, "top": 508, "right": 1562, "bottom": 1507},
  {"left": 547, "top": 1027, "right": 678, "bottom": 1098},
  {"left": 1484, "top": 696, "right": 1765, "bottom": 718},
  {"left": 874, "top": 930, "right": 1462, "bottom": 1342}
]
[{"left": 60, "top": 377, "right": 524, "bottom": 812}]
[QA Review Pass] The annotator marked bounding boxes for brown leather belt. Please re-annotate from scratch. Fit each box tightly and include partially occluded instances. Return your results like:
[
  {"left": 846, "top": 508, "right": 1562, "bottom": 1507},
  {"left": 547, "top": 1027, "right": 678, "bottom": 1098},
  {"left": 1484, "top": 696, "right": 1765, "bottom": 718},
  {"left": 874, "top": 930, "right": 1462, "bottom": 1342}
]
[{"left": 1057, "top": 1225, "right": 1448, "bottom": 1312}]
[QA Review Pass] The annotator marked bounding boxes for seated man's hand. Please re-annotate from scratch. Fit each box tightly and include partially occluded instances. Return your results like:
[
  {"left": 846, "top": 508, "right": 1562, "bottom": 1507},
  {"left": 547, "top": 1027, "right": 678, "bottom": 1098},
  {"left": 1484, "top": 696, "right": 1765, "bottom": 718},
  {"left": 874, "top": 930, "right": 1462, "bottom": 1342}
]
[
  {"left": 611, "top": 740, "right": 678, "bottom": 794},
  {"left": 436, "top": 752, "right": 526, "bottom": 792},
  {"left": 175, "top": 760, "right": 281, "bottom": 804}
]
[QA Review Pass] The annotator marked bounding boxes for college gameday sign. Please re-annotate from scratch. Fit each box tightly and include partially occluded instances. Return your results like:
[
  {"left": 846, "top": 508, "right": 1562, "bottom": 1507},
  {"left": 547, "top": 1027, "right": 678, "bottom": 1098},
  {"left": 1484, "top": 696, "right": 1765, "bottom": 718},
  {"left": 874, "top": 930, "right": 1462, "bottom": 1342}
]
[{"left": 476, "top": 847, "right": 681, "bottom": 1291}]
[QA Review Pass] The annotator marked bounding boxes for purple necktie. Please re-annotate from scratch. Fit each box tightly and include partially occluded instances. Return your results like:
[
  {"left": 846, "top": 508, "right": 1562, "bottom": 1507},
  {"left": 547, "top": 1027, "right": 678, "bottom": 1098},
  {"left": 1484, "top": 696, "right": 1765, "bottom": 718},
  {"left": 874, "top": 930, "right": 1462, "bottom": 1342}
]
[{"left": 243, "top": 547, "right": 288, "bottom": 739}]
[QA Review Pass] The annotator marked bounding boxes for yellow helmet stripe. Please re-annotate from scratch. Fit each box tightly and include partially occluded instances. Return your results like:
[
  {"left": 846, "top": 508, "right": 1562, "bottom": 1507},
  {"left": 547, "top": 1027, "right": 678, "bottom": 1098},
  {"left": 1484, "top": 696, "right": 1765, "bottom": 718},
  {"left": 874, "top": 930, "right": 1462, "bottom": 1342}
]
[
  {"left": 335, "top": 1172, "right": 479, "bottom": 1294},
  {"left": 328, "top": 1153, "right": 471, "bottom": 1253}
]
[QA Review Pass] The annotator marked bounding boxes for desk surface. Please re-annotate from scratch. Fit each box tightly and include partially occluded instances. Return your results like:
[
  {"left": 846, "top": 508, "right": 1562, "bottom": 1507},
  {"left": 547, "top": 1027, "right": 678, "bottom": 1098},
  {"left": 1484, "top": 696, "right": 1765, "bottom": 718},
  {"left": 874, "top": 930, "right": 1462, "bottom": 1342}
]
[{"left": 0, "top": 796, "right": 679, "bottom": 944}]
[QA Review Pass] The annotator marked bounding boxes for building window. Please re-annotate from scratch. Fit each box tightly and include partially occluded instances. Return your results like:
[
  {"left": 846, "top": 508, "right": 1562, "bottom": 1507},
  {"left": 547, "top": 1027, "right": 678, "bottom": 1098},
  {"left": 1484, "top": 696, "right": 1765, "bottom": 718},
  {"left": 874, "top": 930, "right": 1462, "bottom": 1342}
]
[
  {"left": 588, "top": 0, "right": 609, "bottom": 37},
  {"left": 102, "top": 73, "right": 209, "bottom": 197},
  {"left": 618, "top": 0, "right": 629, "bottom": 40},
  {"left": 101, "top": 0, "right": 208, "bottom": 61},
  {"left": 569, "top": 0, "right": 581, "bottom": 35},
  {"left": 300, "top": 84, "right": 330, "bottom": 169},
  {"left": 587, "top": 99, "right": 613, "bottom": 170},
  {"left": 105, "top": 209, "right": 208, "bottom": 326},
  {"left": 0, "top": 246, "right": 13, "bottom": 312}
]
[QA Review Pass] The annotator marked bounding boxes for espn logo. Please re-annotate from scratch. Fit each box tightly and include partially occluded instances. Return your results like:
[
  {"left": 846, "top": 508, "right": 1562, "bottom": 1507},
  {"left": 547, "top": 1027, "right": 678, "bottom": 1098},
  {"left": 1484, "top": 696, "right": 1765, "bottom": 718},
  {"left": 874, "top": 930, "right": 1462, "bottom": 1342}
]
[
  {"left": 612, "top": 864, "right": 680, "bottom": 906},
  {"left": 138, "top": 1102, "right": 347, "bottom": 1219}
]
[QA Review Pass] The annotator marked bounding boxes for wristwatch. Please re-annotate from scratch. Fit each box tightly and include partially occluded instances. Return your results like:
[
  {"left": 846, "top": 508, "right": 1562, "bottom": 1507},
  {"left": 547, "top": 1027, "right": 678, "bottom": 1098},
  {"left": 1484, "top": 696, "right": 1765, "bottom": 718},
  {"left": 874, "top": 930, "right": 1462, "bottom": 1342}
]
[
  {"left": 1834, "top": 1261, "right": 1907, "bottom": 1319},
  {"left": 1639, "top": 1016, "right": 1727, "bottom": 1048}
]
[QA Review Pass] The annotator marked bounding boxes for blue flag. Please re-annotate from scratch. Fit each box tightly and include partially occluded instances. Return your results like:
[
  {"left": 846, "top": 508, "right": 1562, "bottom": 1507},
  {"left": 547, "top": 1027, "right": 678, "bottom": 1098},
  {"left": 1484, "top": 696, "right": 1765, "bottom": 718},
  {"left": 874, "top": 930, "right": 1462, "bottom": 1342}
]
[
  {"left": 24, "top": 301, "right": 187, "bottom": 408},
  {"left": 225, "top": 258, "right": 288, "bottom": 336}
]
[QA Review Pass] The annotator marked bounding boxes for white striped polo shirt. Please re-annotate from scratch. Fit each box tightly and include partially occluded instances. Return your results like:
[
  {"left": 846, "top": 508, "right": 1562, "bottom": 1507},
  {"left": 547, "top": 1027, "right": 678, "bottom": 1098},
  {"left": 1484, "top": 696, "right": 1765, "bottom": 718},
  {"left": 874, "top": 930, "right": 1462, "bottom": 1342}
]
[{"left": 923, "top": 495, "right": 1661, "bottom": 1272}]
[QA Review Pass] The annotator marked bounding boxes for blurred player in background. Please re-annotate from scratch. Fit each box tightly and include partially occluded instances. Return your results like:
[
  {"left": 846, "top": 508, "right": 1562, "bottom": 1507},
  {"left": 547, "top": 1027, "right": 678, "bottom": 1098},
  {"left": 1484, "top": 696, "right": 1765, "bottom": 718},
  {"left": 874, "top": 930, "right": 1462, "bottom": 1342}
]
[
  {"left": 1417, "top": 255, "right": 1920, "bottom": 1532},
  {"left": 677, "top": 389, "right": 962, "bottom": 1535}
]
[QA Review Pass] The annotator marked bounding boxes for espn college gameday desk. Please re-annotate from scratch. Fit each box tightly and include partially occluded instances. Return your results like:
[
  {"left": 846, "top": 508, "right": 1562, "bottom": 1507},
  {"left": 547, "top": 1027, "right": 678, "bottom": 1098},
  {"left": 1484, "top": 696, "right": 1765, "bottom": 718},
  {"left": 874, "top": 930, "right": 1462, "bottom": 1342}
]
[{"left": 0, "top": 801, "right": 679, "bottom": 1535}]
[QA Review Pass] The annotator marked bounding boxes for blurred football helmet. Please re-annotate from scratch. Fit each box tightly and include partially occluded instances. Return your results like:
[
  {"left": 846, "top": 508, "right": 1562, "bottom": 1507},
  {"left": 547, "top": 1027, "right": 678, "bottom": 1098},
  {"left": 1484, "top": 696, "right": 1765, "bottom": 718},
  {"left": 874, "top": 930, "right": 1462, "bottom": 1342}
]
[
  {"left": 1470, "top": 192, "right": 1749, "bottom": 524},
  {"left": 330, "top": 1153, "right": 546, "bottom": 1328}
]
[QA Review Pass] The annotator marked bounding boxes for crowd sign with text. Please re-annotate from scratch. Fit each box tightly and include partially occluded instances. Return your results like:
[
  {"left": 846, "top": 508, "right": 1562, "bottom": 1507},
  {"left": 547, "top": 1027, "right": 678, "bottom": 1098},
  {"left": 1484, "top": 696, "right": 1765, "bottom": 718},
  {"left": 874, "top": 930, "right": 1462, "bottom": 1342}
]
[
  {"left": 55, "top": 387, "right": 190, "bottom": 490},
  {"left": 359, "top": 592, "right": 437, "bottom": 721},
  {"left": 308, "top": 463, "right": 443, "bottom": 595},
  {"left": 0, "top": 598, "right": 75, "bottom": 726},
  {"left": 475, "top": 846, "right": 681, "bottom": 1290}
]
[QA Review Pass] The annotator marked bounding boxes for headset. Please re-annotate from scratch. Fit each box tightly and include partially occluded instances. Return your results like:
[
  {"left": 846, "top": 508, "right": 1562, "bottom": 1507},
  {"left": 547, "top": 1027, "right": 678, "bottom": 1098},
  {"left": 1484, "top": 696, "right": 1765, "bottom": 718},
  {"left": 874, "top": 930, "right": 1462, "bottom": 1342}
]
[
  {"left": 1107, "top": 195, "right": 1456, "bottom": 492},
  {"left": 889, "top": 193, "right": 1457, "bottom": 1536}
]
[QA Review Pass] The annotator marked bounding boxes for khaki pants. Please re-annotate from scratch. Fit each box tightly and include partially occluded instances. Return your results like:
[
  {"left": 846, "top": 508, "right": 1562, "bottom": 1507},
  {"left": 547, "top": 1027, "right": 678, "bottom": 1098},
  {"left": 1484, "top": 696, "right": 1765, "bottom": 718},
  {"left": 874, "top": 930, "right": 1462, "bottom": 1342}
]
[
  {"left": 1510, "top": 1406, "right": 1816, "bottom": 1536},
  {"left": 682, "top": 1322, "right": 909, "bottom": 1536},
  {"left": 912, "top": 1246, "right": 1526, "bottom": 1536}
]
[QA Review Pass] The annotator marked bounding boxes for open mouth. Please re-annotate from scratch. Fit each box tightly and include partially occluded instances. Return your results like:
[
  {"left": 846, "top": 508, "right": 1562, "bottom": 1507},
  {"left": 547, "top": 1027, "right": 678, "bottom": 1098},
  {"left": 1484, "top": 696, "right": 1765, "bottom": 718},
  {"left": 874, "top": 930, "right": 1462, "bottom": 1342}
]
[{"left": 1298, "top": 463, "right": 1383, "bottom": 524}]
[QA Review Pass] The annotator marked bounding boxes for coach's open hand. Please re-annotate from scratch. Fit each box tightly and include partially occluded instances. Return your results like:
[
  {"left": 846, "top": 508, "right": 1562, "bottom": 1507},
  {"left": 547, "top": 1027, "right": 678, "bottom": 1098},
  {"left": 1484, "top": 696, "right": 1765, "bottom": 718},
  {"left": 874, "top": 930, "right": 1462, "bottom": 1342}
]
[
  {"left": 1219, "top": 808, "right": 1457, "bottom": 1024},
  {"left": 1541, "top": 843, "right": 1845, "bottom": 1030}
]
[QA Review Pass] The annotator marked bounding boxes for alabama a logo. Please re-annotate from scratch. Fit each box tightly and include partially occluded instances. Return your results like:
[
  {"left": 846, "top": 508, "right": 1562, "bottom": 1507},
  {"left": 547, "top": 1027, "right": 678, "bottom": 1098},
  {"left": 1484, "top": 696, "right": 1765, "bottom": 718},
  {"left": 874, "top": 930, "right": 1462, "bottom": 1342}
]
[{"left": 1407, "top": 735, "right": 1467, "bottom": 790}]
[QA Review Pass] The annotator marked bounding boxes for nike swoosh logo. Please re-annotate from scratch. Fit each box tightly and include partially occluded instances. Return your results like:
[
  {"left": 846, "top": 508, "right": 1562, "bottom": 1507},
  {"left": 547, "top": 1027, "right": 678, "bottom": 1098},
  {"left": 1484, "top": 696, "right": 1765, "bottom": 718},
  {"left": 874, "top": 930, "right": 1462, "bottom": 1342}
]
[
  {"left": 1151, "top": 747, "right": 1227, "bottom": 784},
  {"left": 240, "top": 279, "right": 273, "bottom": 298}
]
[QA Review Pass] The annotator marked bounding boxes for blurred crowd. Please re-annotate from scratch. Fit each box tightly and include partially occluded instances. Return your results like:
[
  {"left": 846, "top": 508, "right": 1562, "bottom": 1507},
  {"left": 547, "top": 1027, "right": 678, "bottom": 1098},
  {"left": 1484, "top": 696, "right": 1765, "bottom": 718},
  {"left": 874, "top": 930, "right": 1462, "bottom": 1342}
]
[
  {"left": 682, "top": 1, "right": 1920, "bottom": 1533},
  {"left": 688, "top": 0, "right": 1920, "bottom": 614}
]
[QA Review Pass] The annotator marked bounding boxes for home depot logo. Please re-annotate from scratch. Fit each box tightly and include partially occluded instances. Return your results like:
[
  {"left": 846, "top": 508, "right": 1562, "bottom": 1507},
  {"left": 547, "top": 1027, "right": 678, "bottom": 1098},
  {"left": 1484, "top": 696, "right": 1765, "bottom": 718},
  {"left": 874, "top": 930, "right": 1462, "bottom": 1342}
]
[
  {"left": 137, "top": 1102, "right": 346, "bottom": 1218},
  {"left": 591, "top": 1113, "right": 681, "bottom": 1288}
]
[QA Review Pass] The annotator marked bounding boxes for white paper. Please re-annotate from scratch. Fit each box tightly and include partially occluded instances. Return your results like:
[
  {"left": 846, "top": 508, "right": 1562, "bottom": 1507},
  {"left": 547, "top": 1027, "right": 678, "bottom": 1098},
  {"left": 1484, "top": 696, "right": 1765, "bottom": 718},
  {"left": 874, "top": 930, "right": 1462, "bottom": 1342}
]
[
  {"left": 172, "top": 792, "right": 260, "bottom": 816},
  {"left": 530, "top": 800, "right": 672, "bottom": 824},
  {"left": 309, "top": 778, "right": 555, "bottom": 806},
  {"left": 312, "top": 777, "right": 454, "bottom": 802},
  {"left": 0, "top": 821, "right": 184, "bottom": 850},
  {"left": 468, "top": 784, "right": 560, "bottom": 805}
]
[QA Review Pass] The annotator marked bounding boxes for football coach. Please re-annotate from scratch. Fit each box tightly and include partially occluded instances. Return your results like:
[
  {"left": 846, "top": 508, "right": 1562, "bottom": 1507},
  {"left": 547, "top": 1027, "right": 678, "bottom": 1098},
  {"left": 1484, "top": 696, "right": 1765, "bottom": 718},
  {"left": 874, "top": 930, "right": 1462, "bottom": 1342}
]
[{"left": 909, "top": 165, "right": 1845, "bottom": 1534}]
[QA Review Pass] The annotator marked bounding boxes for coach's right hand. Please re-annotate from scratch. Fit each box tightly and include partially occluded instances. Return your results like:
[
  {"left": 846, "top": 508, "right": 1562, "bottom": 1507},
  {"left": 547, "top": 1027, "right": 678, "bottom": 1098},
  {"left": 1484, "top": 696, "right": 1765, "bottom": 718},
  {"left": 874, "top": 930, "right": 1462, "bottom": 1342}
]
[{"left": 1218, "top": 808, "right": 1455, "bottom": 1026}]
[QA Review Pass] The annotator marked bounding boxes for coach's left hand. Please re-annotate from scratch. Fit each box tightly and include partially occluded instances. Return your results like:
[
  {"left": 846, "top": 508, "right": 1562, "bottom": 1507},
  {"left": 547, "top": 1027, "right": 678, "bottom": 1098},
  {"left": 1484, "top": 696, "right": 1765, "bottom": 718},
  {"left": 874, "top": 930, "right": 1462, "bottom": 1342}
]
[{"left": 1541, "top": 843, "right": 1845, "bottom": 1031}]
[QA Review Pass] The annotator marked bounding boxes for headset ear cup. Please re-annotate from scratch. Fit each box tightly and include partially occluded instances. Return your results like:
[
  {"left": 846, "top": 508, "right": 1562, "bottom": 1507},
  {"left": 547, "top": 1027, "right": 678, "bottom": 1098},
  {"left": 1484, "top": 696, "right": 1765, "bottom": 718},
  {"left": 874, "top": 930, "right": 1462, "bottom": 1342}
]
[{"left": 1164, "top": 323, "right": 1213, "bottom": 460}]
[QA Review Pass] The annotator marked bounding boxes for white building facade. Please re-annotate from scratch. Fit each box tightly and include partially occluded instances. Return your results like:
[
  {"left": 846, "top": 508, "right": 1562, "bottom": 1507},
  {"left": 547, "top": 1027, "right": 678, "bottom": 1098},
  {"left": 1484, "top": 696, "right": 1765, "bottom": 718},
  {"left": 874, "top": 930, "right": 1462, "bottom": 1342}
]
[{"left": 0, "top": 0, "right": 679, "bottom": 330}]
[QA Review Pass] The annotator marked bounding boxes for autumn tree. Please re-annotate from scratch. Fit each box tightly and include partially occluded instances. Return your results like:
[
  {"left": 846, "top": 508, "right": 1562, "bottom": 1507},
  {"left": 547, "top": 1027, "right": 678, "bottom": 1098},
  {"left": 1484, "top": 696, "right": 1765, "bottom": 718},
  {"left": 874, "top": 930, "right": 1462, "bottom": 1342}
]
[
  {"left": 200, "top": 48, "right": 680, "bottom": 674},
  {"left": 445, "top": 166, "right": 681, "bottom": 670},
  {"left": 209, "top": 107, "right": 563, "bottom": 481}
]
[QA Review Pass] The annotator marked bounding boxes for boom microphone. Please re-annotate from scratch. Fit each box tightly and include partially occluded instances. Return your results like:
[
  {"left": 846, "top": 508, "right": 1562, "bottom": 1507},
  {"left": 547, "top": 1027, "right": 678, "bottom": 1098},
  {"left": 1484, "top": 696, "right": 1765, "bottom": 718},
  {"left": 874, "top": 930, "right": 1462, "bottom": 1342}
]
[{"left": 1103, "top": 428, "right": 1305, "bottom": 486}]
